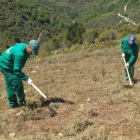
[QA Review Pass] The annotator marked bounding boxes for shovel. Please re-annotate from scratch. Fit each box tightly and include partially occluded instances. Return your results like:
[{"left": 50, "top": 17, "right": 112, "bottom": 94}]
[
  {"left": 31, "top": 83, "right": 50, "bottom": 106},
  {"left": 122, "top": 56, "right": 133, "bottom": 86}
]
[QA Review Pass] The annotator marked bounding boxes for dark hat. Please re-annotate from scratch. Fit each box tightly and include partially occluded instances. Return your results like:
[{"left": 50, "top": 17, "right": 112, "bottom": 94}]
[{"left": 128, "top": 35, "right": 135, "bottom": 45}]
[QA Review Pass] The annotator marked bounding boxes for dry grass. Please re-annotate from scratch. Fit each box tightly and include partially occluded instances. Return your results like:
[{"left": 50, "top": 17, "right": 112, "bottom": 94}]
[{"left": 1, "top": 44, "right": 140, "bottom": 140}]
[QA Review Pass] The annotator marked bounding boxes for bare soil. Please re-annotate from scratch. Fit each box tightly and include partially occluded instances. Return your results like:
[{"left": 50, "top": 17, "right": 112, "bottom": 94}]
[{"left": 1, "top": 45, "right": 140, "bottom": 140}]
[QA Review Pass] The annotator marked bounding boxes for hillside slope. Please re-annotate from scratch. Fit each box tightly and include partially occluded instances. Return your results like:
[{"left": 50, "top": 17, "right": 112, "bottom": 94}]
[
  {"left": 1, "top": 41, "right": 140, "bottom": 139},
  {"left": 48, "top": 0, "right": 140, "bottom": 28},
  {"left": 0, "top": 0, "right": 71, "bottom": 53}
]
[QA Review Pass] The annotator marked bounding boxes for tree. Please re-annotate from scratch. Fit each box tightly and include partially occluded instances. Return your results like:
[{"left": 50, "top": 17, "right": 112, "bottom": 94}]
[{"left": 65, "top": 23, "right": 85, "bottom": 44}]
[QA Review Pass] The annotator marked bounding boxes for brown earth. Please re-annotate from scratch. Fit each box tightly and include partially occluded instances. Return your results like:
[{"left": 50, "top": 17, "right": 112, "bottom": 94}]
[{"left": 0, "top": 45, "right": 140, "bottom": 140}]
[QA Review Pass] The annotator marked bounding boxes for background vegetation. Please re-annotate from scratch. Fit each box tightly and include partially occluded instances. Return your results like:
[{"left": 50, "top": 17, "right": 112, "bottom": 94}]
[
  {"left": 48, "top": 0, "right": 140, "bottom": 28},
  {"left": 0, "top": 0, "right": 140, "bottom": 55},
  {"left": 0, "top": 0, "right": 71, "bottom": 53}
]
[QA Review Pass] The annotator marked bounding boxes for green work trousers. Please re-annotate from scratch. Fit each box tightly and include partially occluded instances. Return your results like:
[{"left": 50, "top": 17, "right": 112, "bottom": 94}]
[
  {"left": 0, "top": 66, "right": 26, "bottom": 108},
  {"left": 124, "top": 55, "right": 135, "bottom": 82}
]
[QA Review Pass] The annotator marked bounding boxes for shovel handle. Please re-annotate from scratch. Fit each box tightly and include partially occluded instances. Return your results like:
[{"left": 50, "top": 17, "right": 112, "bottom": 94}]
[
  {"left": 122, "top": 56, "right": 133, "bottom": 86},
  {"left": 31, "top": 83, "right": 47, "bottom": 99}
]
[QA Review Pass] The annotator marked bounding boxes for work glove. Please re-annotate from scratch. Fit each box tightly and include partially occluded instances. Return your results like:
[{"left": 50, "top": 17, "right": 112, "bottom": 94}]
[
  {"left": 122, "top": 53, "right": 125, "bottom": 57},
  {"left": 26, "top": 78, "right": 33, "bottom": 85},
  {"left": 125, "top": 63, "right": 129, "bottom": 67}
]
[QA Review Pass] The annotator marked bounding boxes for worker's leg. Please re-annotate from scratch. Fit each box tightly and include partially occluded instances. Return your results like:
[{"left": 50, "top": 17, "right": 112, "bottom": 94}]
[
  {"left": 129, "top": 65, "right": 134, "bottom": 81},
  {"left": 125, "top": 65, "right": 134, "bottom": 82},
  {"left": 125, "top": 68, "right": 129, "bottom": 81},
  {"left": 0, "top": 67, "right": 25, "bottom": 107},
  {"left": 5, "top": 77, "right": 19, "bottom": 108},
  {"left": 6, "top": 75, "right": 26, "bottom": 107},
  {"left": 16, "top": 81, "right": 26, "bottom": 107}
]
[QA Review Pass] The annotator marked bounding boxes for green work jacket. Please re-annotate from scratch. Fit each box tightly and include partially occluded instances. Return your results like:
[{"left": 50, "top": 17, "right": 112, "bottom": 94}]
[
  {"left": 0, "top": 43, "right": 30, "bottom": 80},
  {"left": 121, "top": 37, "right": 139, "bottom": 65}
]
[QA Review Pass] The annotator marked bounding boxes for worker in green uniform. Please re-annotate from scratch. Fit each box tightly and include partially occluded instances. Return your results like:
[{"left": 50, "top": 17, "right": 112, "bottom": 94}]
[
  {"left": 121, "top": 35, "right": 139, "bottom": 83},
  {"left": 0, "top": 40, "right": 39, "bottom": 108}
]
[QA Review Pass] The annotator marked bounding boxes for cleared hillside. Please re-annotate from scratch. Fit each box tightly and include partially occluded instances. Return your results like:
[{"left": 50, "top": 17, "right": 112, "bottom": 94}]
[{"left": 1, "top": 39, "right": 140, "bottom": 139}]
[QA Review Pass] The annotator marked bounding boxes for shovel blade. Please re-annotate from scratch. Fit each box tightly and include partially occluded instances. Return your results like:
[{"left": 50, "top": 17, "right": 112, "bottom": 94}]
[{"left": 40, "top": 98, "right": 51, "bottom": 107}]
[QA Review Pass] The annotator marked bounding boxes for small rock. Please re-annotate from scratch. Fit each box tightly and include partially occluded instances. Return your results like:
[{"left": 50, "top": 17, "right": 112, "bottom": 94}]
[
  {"left": 79, "top": 104, "right": 84, "bottom": 111},
  {"left": 32, "top": 71, "right": 36, "bottom": 73},
  {"left": 15, "top": 111, "right": 23, "bottom": 116},
  {"left": 87, "top": 97, "right": 91, "bottom": 102},
  {"left": 58, "top": 133, "right": 63, "bottom": 136},
  {"left": 9, "top": 133, "right": 16, "bottom": 137}
]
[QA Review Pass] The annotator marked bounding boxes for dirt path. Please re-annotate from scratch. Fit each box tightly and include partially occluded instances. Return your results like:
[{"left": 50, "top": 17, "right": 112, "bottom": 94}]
[
  {"left": 118, "top": 13, "right": 136, "bottom": 25},
  {"left": 124, "top": 3, "right": 128, "bottom": 12},
  {"left": 118, "top": 3, "right": 136, "bottom": 25},
  {"left": 37, "top": 30, "right": 44, "bottom": 42}
]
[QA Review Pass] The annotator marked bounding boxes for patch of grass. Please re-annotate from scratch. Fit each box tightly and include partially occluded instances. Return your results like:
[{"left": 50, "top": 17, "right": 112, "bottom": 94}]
[
  {"left": 123, "top": 92, "right": 133, "bottom": 102},
  {"left": 62, "top": 119, "right": 93, "bottom": 137},
  {"left": 101, "top": 66, "right": 105, "bottom": 78}
]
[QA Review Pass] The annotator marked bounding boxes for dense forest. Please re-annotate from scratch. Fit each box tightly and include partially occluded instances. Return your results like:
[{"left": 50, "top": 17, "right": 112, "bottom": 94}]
[
  {"left": 0, "top": 0, "right": 71, "bottom": 52},
  {"left": 0, "top": 0, "right": 140, "bottom": 54}
]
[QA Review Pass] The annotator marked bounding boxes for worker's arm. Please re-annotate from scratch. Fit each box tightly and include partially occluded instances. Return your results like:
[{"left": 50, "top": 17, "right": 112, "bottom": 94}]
[
  {"left": 13, "top": 55, "right": 28, "bottom": 80},
  {"left": 128, "top": 42, "right": 139, "bottom": 65}
]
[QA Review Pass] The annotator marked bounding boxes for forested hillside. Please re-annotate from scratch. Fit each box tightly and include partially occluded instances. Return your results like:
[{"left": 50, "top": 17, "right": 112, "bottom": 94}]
[
  {"left": 0, "top": 0, "right": 71, "bottom": 52},
  {"left": 48, "top": 0, "right": 140, "bottom": 28},
  {"left": 0, "top": 0, "right": 140, "bottom": 54}
]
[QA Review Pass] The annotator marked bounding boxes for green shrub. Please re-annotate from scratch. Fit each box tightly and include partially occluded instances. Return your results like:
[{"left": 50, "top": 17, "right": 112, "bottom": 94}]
[{"left": 65, "top": 22, "right": 85, "bottom": 44}]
